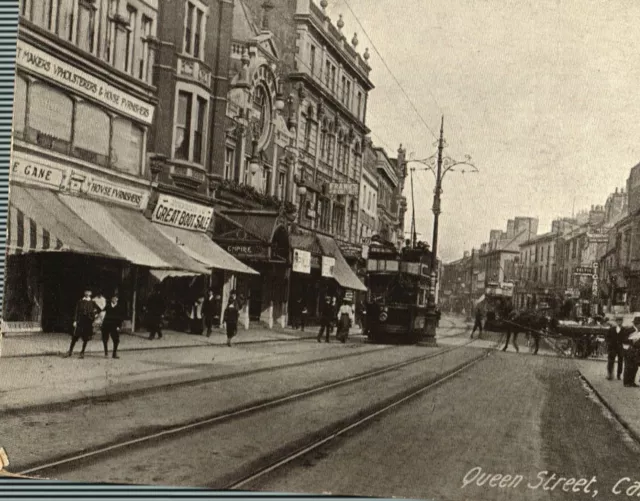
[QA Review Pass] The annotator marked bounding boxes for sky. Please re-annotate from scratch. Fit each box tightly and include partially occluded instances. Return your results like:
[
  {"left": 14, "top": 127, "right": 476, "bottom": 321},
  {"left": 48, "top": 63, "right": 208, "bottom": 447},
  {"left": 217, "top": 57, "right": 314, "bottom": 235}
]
[{"left": 323, "top": 0, "right": 640, "bottom": 262}]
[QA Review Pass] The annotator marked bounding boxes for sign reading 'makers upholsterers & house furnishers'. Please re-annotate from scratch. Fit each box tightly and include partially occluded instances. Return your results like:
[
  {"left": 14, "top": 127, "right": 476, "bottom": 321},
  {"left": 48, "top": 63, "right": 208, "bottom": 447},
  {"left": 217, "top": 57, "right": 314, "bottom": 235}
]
[{"left": 15, "top": 40, "right": 154, "bottom": 125}]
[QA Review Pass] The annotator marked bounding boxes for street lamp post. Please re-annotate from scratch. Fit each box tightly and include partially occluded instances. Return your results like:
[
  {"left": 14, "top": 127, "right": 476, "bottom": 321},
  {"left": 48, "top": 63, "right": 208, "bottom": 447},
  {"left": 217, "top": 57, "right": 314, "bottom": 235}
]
[{"left": 409, "top": 116, "right": 478, "bottom": 345}]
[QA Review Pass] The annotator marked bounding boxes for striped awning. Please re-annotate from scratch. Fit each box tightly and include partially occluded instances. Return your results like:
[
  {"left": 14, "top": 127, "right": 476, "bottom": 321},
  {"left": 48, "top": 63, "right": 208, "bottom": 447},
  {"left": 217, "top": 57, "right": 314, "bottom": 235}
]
[{"left": 7, "top": 185, "right": 208, "bottom": 274}]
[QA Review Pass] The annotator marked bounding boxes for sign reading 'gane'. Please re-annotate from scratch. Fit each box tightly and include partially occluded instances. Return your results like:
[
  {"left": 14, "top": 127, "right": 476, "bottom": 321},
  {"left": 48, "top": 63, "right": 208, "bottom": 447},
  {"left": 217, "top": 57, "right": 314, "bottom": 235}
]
[
  {"left": 16, "top": 40, "right": 154, "bottom": 125},
  {"left": 152, "top": 195, "right": 213, "bottom": 232},
  {"left": 11, "top": 151, "right": 66, "bottom": 189}
]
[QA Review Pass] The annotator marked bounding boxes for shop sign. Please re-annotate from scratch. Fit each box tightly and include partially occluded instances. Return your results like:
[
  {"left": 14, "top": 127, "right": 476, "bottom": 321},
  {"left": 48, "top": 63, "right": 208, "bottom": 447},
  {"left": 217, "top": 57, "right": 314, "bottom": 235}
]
[
  {"left": 16, "top": 40, "right": 154, "bottom": 125},
  {"left": 574, "top": 266, "right": 594, "bottom": 275},
  {"left": 152, "top": 194, "right": 213, "bottom": 232},
  {"left": 81, "top": 175, "right": 148, "bottom": 210},
  {"left": 328, "top": 183, "right": 359, "bottom": 196},
  {"left": 177, "top": 57, "right": 212, "bottom": 87},
  {"left": 293, "top": 248, "right": 311, "bottom": 274},
  {"left": 321, "top": 256, "right": 336, "bottom": 278},
  {"left": 11, "top": 150, "right": 67, "bottom": 189},
  {"left": 224, "top": 243, "right": 269, "bottom": 259}
]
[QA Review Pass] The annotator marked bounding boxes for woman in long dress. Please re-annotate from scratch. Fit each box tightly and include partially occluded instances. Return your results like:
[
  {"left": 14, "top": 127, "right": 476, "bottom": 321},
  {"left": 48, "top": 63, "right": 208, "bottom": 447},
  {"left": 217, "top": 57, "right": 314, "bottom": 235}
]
[{"left": 336, "top": 297, "right": 355, "bottom": 343}]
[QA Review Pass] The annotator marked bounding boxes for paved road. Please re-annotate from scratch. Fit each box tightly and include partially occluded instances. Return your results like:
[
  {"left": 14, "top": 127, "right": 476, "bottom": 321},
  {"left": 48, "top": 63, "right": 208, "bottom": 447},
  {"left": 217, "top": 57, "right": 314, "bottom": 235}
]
[{"left": 245, "top": 353, "right": 640, "bottom": 501}]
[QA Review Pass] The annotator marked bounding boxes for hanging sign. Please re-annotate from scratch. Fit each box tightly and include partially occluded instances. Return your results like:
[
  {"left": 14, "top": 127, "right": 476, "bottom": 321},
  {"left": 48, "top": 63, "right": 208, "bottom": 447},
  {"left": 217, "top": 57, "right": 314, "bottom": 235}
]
[
  {"left": 321, "top": 256, "right": 336, "bottom": 278},
  {"left": 16, "top": 40, "right": 154, "bottom": 124},
  {"left": 152, "top": 194, "right": 213, "bottom": 232},
  {"left": 292, "top": 249, "right": 311, "bottom": 274}
]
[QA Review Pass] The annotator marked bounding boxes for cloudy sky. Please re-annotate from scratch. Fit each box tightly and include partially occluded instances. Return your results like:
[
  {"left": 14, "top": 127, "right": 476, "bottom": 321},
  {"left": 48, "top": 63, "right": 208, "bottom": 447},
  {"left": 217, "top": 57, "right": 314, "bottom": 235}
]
[{"left": 323, "top": 0, "right": 640, "bottom": 262}]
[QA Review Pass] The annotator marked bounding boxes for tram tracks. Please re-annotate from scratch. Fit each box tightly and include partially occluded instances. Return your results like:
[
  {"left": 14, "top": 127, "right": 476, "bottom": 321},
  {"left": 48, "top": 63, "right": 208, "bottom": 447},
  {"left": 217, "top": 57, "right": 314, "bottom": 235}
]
[{"left": 14, "top": 329, "right": 485, "bottom": 481}]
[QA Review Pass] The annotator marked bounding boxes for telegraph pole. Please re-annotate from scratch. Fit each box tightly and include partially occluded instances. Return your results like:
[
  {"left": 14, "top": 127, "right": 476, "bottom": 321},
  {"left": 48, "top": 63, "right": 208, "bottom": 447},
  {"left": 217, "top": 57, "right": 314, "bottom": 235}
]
[{"left": 410, "top": 168, "right": 417, "bottom": 248}]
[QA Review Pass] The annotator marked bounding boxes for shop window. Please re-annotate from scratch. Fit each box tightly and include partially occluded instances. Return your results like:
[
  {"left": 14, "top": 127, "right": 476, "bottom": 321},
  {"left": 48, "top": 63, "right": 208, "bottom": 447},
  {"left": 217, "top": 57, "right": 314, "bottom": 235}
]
[
  {"left": 174, "top": 88, "right": 208, "bottom": 165},
  {"left": 356, "top": 92, "right": 362, "bottom": 120},
  {"left": 56, "top": 0, "right": 74, "bottom": 42},
  {"left": 184, "top": 0, "right": 206, "bottom": 60},
  {"left": 13, "top": 76, "right": 27, "bottom": 138},
  {"left": 112, "top": 117, "right": 143, "bottom": 175},
  {"left": 77, "top": 0, "right": 97, "bottom": 53},
  {"left": 73, "top": 101, "right": 110, "bottom": 166},
  {"left": 224, "top": 147, "right": 235, "bottom": 181},
  {"left": 28, "top": 83, "right": 73, "bottom": 153},
  {"left": 262, "top": 167, "right": 271, "bottom": 195},
  {"left": 277, "top": 171, "right": 286, "bottom": 199},
  {"left": 125, "top": 5, "right": 138, "bottom": 75},
  {"left": 174, "top": 91, "right": 192, "bottom": 160},
  {"left": 105, "top": 0, "right": 118, "bottom": 64},
  {"left": 139, "top": 15, "right": 153, "bottom": 82},
  {"left": 310, "top": 45, "right": 316, "bottom": 75}
]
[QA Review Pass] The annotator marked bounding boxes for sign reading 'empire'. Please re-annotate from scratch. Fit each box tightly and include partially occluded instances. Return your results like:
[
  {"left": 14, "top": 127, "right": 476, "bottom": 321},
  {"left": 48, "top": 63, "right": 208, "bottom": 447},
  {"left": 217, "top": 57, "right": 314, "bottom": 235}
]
[
  {"left": 16, "top": 40, "right": 154, "bottom": 125},
  {"left": 152, "top": 195, "right": 213, "bottom": 232}
]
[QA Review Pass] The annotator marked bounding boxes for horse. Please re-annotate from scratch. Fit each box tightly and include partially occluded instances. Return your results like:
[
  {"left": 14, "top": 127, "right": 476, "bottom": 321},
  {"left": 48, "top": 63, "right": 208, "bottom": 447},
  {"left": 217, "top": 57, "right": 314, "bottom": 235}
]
[{"left": 502, "top": 310, "right": 551, "bottom": 354}]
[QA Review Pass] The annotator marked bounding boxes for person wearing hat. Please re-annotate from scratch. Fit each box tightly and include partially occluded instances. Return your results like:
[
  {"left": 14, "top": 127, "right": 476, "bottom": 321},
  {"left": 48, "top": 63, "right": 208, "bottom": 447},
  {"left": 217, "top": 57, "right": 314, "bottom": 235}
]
[
  {"left": 102, "top": 292, "right": 125, "bottom": 359},
  {"left": 64, "top": 287, "right": 99, "bottom": 358},
  {"left": 317, "top": 295, "right": 334, "bottom": 343},
  {"left": 606, "top": 317, "right": 625, "bottom": 380},
  {"left": 623, "top": 318, "right": 640, "bottom": 387},
  {"left": 202, "top": 289, "right": 219, "bottom": 337},
  {"left": 223, "top": 293, "right": 240, "bottom": 346},
  {"left": 146, "top": 285, "right": 166, "bottom": 340},
  {"left": 336, "top": 296, "right": 355, "bottom": 343}
]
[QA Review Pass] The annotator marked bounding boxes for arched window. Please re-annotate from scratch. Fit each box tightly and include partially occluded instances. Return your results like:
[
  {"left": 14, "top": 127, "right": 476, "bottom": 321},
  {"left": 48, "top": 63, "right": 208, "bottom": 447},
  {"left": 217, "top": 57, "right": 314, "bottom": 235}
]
[
  {"left": 112, "top": 117, "right": 144, "bottom": 175},
  {"left": 74, "top": 101, "right": 110, "bottom": 165},
  {"left": 13, "top": 76, "right": 27, "bottom": 137},
  {"left": 29, "top": 83, "right": 73, "bottom": 151}
]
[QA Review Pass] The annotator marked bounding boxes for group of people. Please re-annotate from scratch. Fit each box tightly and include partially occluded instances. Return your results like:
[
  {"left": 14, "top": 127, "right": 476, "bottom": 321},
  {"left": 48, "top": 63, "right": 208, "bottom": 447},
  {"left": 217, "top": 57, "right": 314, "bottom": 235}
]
[
  {"left": 316, "top": 295, "right": 356, "bottom": 344},
  {"left": 64, "top": 287, "right": 125, "bottom": 359},
  {"left": 606, "top": 316, "right": 640, "bottom": 387},
  {"left": 145, "top": 286, "right": 244, "bottom": 347},
  {"left": 63, "top": 285, "right": 246, "bottom": 359}
]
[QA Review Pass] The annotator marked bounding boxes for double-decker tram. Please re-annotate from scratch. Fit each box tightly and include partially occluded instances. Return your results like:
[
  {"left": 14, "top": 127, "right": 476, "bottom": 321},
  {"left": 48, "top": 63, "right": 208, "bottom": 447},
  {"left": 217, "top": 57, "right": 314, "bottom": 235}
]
[{"left": 364, "top": 238, "right": 432, "bottom": 344}]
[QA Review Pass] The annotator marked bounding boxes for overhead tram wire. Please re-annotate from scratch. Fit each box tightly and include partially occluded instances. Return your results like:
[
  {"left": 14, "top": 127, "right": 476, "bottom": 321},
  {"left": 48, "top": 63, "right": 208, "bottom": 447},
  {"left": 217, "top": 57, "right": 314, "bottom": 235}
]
[
  {"left": 340, "top": 0, "right": 477, "bottom": 159},
  {"left": 340, "top": 0, "right": 440, "bottom": 142}
]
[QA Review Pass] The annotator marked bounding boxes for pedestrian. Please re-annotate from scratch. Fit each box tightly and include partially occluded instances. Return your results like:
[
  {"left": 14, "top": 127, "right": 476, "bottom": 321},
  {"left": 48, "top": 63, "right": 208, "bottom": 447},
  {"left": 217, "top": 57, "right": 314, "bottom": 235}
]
[
  {"left": 64, "top": 287, "right": 99, "bottom": 359},
  {"left": 471, "top": 309, "right": 483, "bottom": 339},
  {"left": 202, "top": 289, "right": 218, "bottom": 337},
  {"left": 435, "top": 307, "right": 442, "bottom": 328},
  {"left": 623, "top": 319, "right": 640, "bottom": 387},
  {"left": 189, "top": 295, "right": 205, "bottom": 335},
  {"left": 336, "top": 297, "right": 355, "bottom": 343},
  {"left": 223, "top": 295, "right": 239, "bottom": 347},
  {"left": 357, "top": 299, "right": 367, "bottom": 333},
  {"left": 146, "top": 285, "right": 166, "bottom": 340},
  {"left": 317, "top": 296, "right": 334, "bottom": 343},
  {"left": 102, "top": 292, "right": 125, "bottom": 359},
  {"left": 606, "top": 317, "right": 625, "bottom": 380},
  {"left": 502, "top": 310, "right": 520, "bottom": 353}
]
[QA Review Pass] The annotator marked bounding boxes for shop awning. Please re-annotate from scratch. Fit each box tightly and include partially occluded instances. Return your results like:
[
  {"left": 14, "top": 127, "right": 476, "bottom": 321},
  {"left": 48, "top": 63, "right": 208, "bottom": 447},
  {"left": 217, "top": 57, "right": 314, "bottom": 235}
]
[
  {"left": 290, "top": 233, "right": 323, "bottom": 254},
  {"left": 8, "top": 185, "right": 208, "bottom": 274},
  {"left": 153, "top": 224, "right": 259, "bottom": 275},
  {"left": 315, "top": 234, "right": 367, "bottom": 292}
]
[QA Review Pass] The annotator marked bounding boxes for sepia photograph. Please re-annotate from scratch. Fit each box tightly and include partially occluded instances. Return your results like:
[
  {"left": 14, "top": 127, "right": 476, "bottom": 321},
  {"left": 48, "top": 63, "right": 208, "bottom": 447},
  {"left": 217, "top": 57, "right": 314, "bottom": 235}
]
[{"left": 2, "top": 0, "right": 640, "bottom": 500}]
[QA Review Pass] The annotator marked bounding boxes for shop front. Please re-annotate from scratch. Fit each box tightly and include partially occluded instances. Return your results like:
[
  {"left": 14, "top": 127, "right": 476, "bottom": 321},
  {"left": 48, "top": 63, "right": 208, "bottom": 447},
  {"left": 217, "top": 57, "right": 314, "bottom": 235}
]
[
  {"left": 213, "top": 209, "right": 291, "bottom": 329},
  {"left": 3, "top": 150, "right": 208, "bottom": 335},
  {"left": 145, "top": 193, "right": 260, "bottom": 332}
]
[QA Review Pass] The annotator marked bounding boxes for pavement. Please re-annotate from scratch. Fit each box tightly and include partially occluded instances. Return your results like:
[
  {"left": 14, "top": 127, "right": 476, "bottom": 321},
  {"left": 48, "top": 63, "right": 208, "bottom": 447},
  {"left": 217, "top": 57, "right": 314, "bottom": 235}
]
[
  {"left": 0, "top": 324, "right": 367, "bottom": 412},
  {"left": 577, "top": 358, "right": 640, "bottom": 444}
]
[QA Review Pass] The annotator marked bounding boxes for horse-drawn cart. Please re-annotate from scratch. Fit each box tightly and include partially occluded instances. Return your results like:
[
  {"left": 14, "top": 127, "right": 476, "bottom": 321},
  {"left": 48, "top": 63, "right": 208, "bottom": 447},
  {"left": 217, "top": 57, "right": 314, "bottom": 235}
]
[{"left": 548, "top": 321, "right": 608, "bottom": 359}]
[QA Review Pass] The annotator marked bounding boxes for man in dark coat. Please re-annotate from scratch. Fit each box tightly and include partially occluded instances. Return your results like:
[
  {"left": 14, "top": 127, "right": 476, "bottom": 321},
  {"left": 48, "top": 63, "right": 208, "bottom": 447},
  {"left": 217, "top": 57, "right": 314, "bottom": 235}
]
[
  {"left": 606, "top": 317, "right": 625, "bottom": 380},
  {"left": 202, "top": 289, "right": 219, "bottom": 337},
  {"left": 224, "top": 296, "right": 239, "bottom": 347},
  {"left": 64, "top": 287, "right": 99, "bottom": 359},
  {"left": 471, "top": 309, "right": 483, "bottom": 339},
  {"left": 317, "top": 296, "right": 334, "bottom": 343},
  {"left": 102, "top": 292, "right": 126, "bottom": 359},
  {"left": 146, "top": 285, "right": 166, "bottom": 340}
]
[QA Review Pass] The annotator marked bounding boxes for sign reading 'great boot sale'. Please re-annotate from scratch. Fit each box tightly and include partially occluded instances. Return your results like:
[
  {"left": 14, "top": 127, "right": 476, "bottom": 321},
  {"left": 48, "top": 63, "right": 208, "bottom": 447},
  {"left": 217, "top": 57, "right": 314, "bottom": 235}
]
[{"left": 152, "top": 195, "right": 213, "bottom": 232}]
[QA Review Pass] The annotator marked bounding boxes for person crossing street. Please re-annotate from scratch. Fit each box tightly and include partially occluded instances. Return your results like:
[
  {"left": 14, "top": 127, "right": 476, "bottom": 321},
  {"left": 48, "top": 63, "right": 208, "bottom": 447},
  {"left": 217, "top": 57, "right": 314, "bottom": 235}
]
[{"left": 471, "top": 309, "right": 483, "bottom": 339}]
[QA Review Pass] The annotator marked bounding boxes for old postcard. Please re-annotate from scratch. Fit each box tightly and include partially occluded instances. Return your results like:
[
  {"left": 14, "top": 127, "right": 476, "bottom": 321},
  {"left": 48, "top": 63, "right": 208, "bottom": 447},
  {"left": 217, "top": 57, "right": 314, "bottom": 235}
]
[{"left": 1, "top": 1, "right": 639, "bottom": 500}]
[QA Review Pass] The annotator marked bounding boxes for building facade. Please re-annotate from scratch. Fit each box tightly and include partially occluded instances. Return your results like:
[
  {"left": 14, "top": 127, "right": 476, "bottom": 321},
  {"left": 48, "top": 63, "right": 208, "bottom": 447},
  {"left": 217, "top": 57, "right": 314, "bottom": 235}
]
[{"left": 8, "top": 0, "right": 163, "bottom": 333}]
